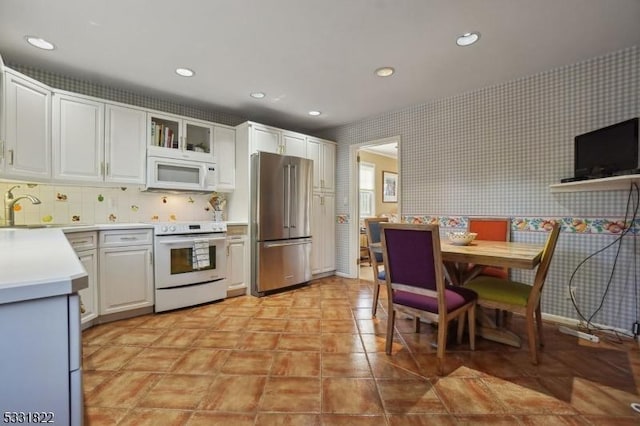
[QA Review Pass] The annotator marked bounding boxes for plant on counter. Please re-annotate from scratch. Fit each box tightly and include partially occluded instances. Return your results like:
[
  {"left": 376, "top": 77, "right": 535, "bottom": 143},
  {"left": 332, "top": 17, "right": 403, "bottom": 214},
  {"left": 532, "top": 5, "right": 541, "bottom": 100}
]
[{"left": 208, "top": 193, "right": 227, "bottom": 212}]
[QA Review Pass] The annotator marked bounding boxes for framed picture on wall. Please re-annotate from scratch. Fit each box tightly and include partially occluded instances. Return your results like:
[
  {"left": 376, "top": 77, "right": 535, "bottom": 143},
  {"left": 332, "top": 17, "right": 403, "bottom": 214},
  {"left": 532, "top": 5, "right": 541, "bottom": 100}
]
[{"left": 382, "top": 171, "right": 398, "bottom": 203}]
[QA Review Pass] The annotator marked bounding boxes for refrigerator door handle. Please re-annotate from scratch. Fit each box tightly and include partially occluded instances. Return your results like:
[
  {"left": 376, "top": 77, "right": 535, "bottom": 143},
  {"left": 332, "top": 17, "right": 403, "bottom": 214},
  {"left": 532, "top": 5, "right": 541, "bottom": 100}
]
[
  {"left": 263, "top": 238, "right": 312, "bottom": 248},
  {"left": 283, "top": 164, "right": 290, "bottom": 229},
  {"left": 290, "top": 164, "right": 297, "bottom": 229}
]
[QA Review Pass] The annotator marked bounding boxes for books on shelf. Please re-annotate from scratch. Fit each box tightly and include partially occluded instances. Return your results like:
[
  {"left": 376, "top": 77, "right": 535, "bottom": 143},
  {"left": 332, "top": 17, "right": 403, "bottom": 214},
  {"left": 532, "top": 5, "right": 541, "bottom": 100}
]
[{"left": 151, "top": 121, "right": 176, "bottom": 148}]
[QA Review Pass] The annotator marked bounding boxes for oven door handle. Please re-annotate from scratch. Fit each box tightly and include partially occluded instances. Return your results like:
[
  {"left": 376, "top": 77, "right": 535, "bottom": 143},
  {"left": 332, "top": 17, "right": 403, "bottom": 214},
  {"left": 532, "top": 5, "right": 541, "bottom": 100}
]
[{"left": 157, "top": 237, "right": 226, "bottom": 245}]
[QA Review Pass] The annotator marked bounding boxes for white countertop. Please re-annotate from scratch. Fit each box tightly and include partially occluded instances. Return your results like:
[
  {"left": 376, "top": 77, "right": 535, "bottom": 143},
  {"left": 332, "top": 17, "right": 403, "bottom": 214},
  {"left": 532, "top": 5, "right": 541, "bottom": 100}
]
[
  {"left": 0, "top": 221, "right": 244, "bottom": 305},
  {"left": 0, "top": 228, "right": 88, "bottom": 305},
  {"left": 60, "top": 222, "right": 154, "bottom": 233}
]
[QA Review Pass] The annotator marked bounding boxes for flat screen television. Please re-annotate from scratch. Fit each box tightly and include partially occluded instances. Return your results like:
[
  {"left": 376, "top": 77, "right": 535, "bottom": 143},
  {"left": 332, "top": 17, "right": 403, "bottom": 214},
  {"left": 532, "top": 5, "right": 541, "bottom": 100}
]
[{"left": 574, "top": 117, "right": 639, "bottom": 178}]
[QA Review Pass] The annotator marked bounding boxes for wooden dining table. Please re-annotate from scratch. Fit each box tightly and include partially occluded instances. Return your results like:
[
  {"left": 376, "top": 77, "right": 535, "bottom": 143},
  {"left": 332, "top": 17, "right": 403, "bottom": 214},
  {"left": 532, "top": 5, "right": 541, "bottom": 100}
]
[
  {"left": 439, "top": 239, "right": 544, "bottom": 286},
  {"left": 370, "top": 238, "right": 545, "bottom": 347}
]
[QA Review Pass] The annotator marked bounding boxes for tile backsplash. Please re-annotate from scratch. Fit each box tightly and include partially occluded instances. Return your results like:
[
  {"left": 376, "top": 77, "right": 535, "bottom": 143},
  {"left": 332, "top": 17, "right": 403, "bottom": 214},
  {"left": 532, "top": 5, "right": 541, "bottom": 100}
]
[{"left": 0, "top": 182, "right": 222, "bottom": 225}]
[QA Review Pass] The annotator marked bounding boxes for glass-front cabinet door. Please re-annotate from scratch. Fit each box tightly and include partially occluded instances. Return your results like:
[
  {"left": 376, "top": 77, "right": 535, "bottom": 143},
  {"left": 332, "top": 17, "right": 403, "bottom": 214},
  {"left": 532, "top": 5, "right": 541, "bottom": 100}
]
[
  {"left": 184, "top": 119, "right": 213, "bottom": 159},
  {"left": 147, "top": 112, "right": 214, "bottom": 161}
]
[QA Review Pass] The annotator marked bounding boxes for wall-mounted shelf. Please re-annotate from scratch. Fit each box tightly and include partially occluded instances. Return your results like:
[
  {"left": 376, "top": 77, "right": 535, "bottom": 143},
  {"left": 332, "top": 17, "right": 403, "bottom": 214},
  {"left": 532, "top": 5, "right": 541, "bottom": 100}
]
[{"left": 549, "top": 174, "right": 640, "bottom": 193}]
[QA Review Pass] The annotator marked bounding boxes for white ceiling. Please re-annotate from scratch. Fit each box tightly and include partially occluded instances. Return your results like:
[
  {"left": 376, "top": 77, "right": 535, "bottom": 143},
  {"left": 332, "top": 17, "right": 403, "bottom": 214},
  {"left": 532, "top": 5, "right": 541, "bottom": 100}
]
[{"left": 0, "top": 0, "right": 639, "bottom": 133}]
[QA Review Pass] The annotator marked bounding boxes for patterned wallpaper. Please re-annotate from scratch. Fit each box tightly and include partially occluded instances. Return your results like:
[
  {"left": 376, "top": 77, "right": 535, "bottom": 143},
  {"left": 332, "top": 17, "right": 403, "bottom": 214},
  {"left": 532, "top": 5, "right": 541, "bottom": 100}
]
[{"left": 321, "top": 46, "right": 640, "bottom": 333}]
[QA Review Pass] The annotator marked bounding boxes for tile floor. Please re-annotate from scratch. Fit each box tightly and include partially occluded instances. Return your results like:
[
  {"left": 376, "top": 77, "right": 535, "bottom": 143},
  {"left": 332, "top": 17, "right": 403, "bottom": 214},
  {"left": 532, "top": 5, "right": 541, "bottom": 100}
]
[{"left": 82, "top": 275, "right": 640, "bottom": 425}]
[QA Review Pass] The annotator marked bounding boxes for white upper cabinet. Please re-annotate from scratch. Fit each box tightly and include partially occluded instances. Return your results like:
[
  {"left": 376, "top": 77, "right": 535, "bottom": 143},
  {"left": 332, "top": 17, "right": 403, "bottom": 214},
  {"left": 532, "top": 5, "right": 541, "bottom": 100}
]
[
  {"left": 307, "top": 136, "right": 336, "bottom": 192},
  {"left": 252, "top": 123, "right": 281, "bottom": 154},
  {"left": 249, "top": 123, "right": 306, "bottom": 157},
  {"left": 104, "top": 103, "right": 146, "bottom": 184},
  {"left": 53, "top": 92, "right": 148, "bottom": 185},
  {"left": 214, "top": 125, "right": 236, "bottom": 192},
  {"left": 147, "top": 111, "right": 214, "bottom": 162},
  {"left": 282, "top": 131, "right": 307, "bottom": 158},
  {"left": 2, "top": 69, "right": 52, "bottom": 180},
  {"left": 53, "top": 91, "right": 104, "bottom": 182}
]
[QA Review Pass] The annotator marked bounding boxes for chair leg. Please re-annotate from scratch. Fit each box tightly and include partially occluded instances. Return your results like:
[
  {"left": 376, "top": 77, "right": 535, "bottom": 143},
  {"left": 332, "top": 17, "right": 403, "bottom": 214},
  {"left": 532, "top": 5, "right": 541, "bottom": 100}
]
[
  {"left": 413, "top": 316, "right": 421, "bottom": 333},
  {"left": 456, "top": 312, "right": 465, "bottom": 344},
  {"left": 468, "top": 304, "right": 476, "bottom": 351},
  {"left": 535, "top": 303, "right": 544, "bottom": 347},
  {"left": 385, "top": 309, "right": 396, "bottom": 355},
  {"left": 436, "top": 318, "right": 448, "bottom": 374},
  {"left": 372, "top": 280, "right": 381, "bottom": 317},
  {"left": 526, "top": 311, "right": 539, "bottom": 364}
]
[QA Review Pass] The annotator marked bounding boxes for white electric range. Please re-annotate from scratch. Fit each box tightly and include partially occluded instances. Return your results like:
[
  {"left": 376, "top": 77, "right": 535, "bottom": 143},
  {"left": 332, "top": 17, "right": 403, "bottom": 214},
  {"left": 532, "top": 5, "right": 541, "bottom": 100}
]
[{"left": 152, "top": 221, "right": 227, "bottom": 312}]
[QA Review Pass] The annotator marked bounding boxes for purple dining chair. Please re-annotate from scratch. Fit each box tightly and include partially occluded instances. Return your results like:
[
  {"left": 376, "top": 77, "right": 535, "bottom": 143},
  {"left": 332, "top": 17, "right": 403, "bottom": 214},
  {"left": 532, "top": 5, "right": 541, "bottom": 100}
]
[{"left": 380, "top": 223, "right": 477, "bottom": 374}]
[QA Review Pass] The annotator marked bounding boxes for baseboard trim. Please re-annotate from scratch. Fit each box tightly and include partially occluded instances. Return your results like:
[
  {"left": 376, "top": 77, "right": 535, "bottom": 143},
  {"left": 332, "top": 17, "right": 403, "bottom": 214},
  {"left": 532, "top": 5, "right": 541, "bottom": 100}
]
[
  {"left": 542, "top": 312, "right": 634, "bottom": 338},
  {"left": 335, "top": 271, "right": 354, "bottom": 278}
]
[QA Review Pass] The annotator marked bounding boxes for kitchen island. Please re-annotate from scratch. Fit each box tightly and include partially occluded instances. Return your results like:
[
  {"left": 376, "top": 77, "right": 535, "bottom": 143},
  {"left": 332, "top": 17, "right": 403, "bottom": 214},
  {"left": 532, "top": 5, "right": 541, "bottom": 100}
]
[{"left": 0, "top": 228, "right": 88, "bottom": 426}]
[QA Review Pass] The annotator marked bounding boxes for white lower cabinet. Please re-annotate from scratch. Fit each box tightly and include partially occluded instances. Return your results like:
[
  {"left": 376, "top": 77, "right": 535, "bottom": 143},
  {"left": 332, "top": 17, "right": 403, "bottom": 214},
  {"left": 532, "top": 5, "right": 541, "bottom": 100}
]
[
  {"left": 311, "top": 192, "right": 336, "bottom": 274},
  {"left": 99, "top": 229, "right": 154, "bottom": 315},
  {"left": 226, "top": 234, "right": 247, "bottom": 296},
  {"left": 66, "top": 231, "right": 99, "bottom": 324},
  {"left": 0, "top": 293, "right": 83, "bottom": 425}
]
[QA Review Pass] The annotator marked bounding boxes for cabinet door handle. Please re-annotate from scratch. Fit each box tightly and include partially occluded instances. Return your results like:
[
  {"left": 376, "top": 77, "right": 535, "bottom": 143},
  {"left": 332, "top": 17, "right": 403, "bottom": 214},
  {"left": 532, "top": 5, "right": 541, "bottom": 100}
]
[
  {"left": 120, "top": 236, "right": 138, "bottom": 241},
  {"left": 8, "top": 149, "right": 14, "bottom": 165},
  {"left": 150, "top": 252, "right": 153, "bottom": 265},
  {"left": 0, "top": 140, "right": 4, "bottom": 161},
  {"left": 105, "top": 162, "right": 109, "bottom": 176},
  {"left": 72, "top": 240, "right": 90, "bottom": 245}
]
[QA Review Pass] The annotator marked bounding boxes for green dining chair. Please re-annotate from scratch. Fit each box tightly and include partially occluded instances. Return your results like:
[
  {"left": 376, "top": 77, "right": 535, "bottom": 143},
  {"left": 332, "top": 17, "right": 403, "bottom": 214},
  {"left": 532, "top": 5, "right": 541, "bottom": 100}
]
[{"left": 463, "top": 222, "right": 560, "bottom": 364}]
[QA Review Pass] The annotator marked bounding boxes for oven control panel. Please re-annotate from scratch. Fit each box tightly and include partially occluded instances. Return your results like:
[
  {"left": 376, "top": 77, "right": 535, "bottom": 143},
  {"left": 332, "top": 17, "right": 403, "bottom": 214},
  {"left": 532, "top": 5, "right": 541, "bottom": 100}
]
[{"left": 154, "top": 222, "right": 227, "bottom": 235}]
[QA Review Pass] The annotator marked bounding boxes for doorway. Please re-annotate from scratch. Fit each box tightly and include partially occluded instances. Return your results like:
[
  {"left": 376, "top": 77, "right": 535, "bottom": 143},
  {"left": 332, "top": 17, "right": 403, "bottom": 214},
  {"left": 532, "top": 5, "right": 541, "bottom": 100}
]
[{"left": 348, "top": 136, "right": 400, "bottom": 279}]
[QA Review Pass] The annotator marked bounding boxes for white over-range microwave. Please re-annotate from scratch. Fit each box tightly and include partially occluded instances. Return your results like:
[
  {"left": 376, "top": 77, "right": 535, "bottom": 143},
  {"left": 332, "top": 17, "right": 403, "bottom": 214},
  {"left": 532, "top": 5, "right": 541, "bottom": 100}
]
[{"left": 146, "top": 156, "right": 218, "bottom": 191}]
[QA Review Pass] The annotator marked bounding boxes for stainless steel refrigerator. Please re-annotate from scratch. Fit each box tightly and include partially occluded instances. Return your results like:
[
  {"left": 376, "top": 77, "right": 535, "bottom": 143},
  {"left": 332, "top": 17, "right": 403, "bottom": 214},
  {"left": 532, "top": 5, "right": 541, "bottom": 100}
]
[{"left": 251, "top": 151, "right": 313, "bottom": 296}]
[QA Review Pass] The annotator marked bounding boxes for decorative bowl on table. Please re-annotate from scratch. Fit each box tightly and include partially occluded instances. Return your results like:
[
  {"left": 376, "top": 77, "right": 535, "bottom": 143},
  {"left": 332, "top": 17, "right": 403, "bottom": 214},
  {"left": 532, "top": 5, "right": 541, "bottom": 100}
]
[{"left": 446, "top": 231, "right": 477, "bottom": 246}]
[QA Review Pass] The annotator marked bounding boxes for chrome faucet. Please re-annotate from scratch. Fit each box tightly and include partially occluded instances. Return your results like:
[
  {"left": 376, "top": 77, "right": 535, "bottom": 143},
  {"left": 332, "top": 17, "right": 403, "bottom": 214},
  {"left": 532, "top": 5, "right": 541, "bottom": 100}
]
[{"left": 3, "top": 185, "right": 42, "bottom": 227}]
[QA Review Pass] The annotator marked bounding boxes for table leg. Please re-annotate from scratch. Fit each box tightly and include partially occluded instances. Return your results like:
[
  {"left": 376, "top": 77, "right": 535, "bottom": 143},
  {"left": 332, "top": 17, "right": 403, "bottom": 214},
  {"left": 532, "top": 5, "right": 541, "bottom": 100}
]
[{"left": 443, "top": 262, "right": 485, "bottom": 286}]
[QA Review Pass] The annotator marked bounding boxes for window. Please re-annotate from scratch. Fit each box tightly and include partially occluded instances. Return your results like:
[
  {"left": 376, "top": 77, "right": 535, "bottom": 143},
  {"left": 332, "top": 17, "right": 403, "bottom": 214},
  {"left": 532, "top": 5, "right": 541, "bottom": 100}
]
[{"left": 359, "top": 162, "right": 375, "bottom": 218}]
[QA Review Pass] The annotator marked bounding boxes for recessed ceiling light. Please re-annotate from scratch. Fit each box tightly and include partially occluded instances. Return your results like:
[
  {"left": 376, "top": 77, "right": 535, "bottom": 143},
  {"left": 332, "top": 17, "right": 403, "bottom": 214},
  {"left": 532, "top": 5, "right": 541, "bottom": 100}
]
[
  {"left": 375, "top": 67, "right": 395, "bottom": 77},
  {"left": 308, "top": 110, "right": 321, "bottom": 116},
  {"left": 456, "top": 32, "right": 480, "bottom": 47},
  {"left": 25, "top": 36, "right": 55, "bottom": 50},
  {"left": 250, "top": 92, "right": 266, "bottom": 99},
  {"left": 175, "top": 68, "right": 195, "bottom": 77}
]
